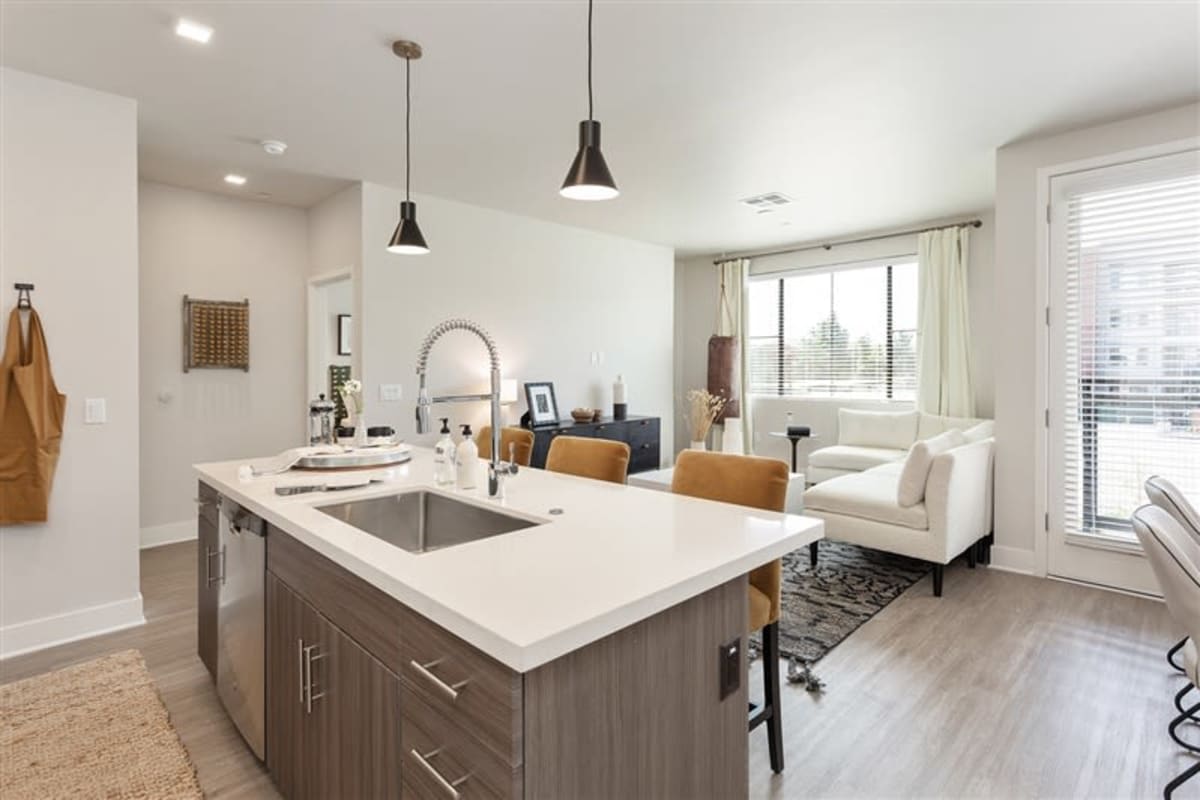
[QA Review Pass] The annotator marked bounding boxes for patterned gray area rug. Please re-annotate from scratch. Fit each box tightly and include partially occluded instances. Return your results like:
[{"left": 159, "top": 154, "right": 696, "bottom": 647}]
[{"left": 772, "top": 541, "right": 930, "bottom": 664}]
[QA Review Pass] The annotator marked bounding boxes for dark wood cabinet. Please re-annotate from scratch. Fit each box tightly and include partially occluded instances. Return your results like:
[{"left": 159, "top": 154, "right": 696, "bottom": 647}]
[
  {"left": 196, "top": 481, "right": 219, "bottom": 679},
  {"left": 527, "top": 415, "right": 661, "bottom": 474},
  {"left": 266, "top": 572, "right": 402, "bottom": 799}
]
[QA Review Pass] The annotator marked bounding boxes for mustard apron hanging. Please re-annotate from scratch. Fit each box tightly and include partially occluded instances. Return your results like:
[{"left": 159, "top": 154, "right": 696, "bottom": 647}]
[{"left": 0, "top": 308, "right": 66, "bottom": 524}]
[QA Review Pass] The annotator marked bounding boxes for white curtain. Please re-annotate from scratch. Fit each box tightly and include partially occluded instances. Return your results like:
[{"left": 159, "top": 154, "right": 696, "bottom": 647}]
[
  {"left": 716, "top": 258, "right": 753, "bottom": 454},
  {"left": 917, "top": 226, "right": 975, "bottom": 417}
]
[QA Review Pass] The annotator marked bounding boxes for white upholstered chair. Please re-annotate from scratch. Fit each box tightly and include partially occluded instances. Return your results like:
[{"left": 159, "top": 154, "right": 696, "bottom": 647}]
[
  {"left": 1145, "top": 476, "right": 1200, "bottom": 673},
  {"left": 1130, "top": 505, "right": 1200, "bottom": 798}
]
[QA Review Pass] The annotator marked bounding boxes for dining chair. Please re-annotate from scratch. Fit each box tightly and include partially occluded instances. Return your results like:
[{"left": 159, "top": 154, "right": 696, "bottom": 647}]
[
  {"left": 475, "top": 425, "right": 535, "bottom": 467},
  {"left": 544, "top": 435, "right": 630, "bottom": 484},
  {"left": 1145, "top": 476, "right": 1200, "bottom": 674},
  {"left": 670, "top": 449, "right": 790, "bottom": 774},
  {"left": 1131, "top": 505, "right": 1200, "bottom": 798}
]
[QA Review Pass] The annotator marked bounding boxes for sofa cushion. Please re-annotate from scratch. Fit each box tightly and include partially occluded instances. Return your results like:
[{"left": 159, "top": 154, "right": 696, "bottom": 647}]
[
  {"left": 916, "top": 412, "right": 986, "bottom": 441},
  {"left": 803, "top": 462, "right": 929, "bottom": 530},
  {"left": 897, "top": 429, "right": 967, "bottom": 507},
  {"left": 808, "top": 444, "right": 907, "bottom": 472},
  {"left": 837, "top": 409, "right": 919, "bottom": 449},
  {"left": 962, "top": 420, "right": 995, "bottom": 443}
]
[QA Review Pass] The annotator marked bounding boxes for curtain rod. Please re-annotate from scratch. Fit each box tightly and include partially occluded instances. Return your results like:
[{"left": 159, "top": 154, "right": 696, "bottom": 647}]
[{"left": 713, "top": 218, "right": 983, "bottom": 265}]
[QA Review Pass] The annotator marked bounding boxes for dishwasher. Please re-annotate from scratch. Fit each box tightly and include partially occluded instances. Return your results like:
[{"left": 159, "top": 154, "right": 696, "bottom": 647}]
[{"left": 217, "top": 496, "right": 266, "bottom": 760}]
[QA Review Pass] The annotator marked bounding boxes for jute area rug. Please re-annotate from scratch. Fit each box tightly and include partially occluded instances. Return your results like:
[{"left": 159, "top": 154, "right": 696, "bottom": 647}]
[{"left": 1, "top": 649, "right": 203, "bottom": 799}]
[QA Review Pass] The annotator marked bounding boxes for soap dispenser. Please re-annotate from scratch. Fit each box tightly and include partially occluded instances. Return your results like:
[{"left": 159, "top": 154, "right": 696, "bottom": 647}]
[
  {"left": 433, "top": 418, "right": 456, "bottom": 486},
  {"left": 455, "top": 424, "right": 479, "bottom": 490}
]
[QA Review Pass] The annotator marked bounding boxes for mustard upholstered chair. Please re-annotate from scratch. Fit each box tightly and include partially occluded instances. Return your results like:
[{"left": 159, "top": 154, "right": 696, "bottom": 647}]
[
  {"left": 476, "top": 425, "right": 535, "bottom": 467},
  {"left": 671, "top": 450, "right": 789, "bottom": 774},
  {"left": 544, "top": 435, "right": 630, "bottom": 484}
]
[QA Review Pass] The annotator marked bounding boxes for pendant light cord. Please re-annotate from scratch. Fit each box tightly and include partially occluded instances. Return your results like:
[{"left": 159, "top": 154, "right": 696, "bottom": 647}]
[
  {"left": 405, "top": 56, "right": 412, "bottom": 202},
  {"left": 587, "top": 0, "right": 594, "bottom": 121}
]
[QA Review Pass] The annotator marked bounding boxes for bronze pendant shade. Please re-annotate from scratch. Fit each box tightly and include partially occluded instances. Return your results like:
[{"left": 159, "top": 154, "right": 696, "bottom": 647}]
[
  {"left": 561, "top": 120, "right": 618, "bottom": 201},
  {"left": 387, "top": 40, "right": 430, "bottom": 255},
  {"left": 560, "top": 0, "right": 618, "bottom": 201}
]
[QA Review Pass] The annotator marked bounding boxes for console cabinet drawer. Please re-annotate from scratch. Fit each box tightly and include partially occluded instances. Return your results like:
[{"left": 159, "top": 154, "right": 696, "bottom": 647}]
[
  {"left": 402, "top": 690, "right": 523, "bottom": 800},
  {"left": 400, "top": 606, "right": 523, "bottom": 766}
]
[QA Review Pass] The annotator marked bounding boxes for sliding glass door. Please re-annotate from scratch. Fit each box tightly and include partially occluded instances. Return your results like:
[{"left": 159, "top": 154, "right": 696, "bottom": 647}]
[{"left": 1047, "top": 148, "right": 1200, "bottom": 594}]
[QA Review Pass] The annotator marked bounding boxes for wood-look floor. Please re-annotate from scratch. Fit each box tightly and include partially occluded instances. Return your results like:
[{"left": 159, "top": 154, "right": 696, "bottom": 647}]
[{"left": 1, "top": 543, "right": 1192, "bottom": 799}]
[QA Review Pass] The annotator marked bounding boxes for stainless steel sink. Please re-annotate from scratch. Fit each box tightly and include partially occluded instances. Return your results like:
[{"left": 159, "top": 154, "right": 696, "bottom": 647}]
[{"left": 316, "top": 490, "right": 539, "bottom": 554}]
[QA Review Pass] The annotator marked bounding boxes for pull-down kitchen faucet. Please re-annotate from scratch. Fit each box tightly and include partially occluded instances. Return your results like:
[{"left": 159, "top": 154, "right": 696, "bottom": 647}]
[{"left": 414, "top": 319, "right": 515, "bottom": 498}]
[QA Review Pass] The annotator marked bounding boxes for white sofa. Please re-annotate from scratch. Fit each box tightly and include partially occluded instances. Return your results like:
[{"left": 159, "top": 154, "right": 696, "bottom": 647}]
[
  {"left": 807, "top": 409, "right": 988, "bottom": 484},
  {"left": 803, "top": 418, "right": 995, "bottom": 597}
]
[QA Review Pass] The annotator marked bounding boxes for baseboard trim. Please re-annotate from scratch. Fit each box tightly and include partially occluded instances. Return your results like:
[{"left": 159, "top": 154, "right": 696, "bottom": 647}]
[
  {"left": 0, "top": 593, "right": 145, "bottom": 660},
  {"left": 989, "top": 545, "right": 1037, "bottom": 575},
  {"left": 140, "top": 519, "right": 195, "bottom": 549}
]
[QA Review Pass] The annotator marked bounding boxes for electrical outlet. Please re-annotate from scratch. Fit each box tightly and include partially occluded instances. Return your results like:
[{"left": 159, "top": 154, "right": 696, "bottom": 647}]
[
  {"left": 718, "top": 637, "right": 741, "bottom": 700},
  {"left": 379, "top": 384, "right": 403, "bottom": 402},
  {"left": 84, "top": 397, "right": 107, "bottom": 424}
]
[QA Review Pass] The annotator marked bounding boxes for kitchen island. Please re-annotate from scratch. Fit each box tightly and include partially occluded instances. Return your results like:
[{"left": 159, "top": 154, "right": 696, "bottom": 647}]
[{"left": 195, "top": 447, "right": 822, "bottom": 799}]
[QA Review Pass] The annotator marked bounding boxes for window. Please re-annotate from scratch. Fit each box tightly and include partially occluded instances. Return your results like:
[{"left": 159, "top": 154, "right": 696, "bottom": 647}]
[
  {"left": 747, "top": 259, "right": 918, "bottom": 399},
  {"left": 1056, "top": 151, "right": 1200, "bottom": 539}
]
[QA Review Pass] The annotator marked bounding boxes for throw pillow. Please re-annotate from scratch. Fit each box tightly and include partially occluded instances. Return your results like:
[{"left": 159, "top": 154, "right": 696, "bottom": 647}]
[
  {"left": 962, "top": 420, "right": 995, "bottom": 443},
  {"left": 897, "top": 429, "right": 967, "bottom": 507}
]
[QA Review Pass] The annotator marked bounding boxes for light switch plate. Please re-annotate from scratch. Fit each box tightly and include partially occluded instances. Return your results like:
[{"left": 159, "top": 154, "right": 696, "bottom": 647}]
[
  {"left": 379, "top": 384, "right": 403, "bottom": 402},
  {"left": 84, "top": 397, "right": 107, "bottom": 424}
]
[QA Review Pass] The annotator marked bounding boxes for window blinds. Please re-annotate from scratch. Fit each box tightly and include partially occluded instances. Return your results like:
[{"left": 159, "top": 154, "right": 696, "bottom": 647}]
[
  {"left": 1059, "top": 152, "right": 1200, "bottom": 538},
  {"left": 747, "top": 261, "right": 917, "bottom": 400}
]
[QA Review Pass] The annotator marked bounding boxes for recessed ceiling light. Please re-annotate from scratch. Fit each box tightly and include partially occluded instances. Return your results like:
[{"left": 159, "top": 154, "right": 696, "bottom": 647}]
[
  {"left": 175, "top": 19, "right": 213, "bottom": 44},
  {"left": 224, "top": 174, "right": 247, "bottom": 186}
]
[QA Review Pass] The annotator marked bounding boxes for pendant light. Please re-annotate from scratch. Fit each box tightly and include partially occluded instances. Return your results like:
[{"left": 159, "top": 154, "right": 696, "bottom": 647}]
[
  {"left": 560, "top": 0, "right": 618, "bottom": 200},
  {"left": 387, "top": 40, "right": 430, "bottom": 255}
]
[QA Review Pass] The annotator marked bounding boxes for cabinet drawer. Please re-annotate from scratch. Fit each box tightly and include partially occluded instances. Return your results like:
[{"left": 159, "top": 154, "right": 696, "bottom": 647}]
[
  {"left": 591, "top": 422, "right": 625, "bottom": 442},
  {"left": 629, "top": 441, "right": 660, "bottom": 474},
  {"left": 402, "top": 691, "right": 523, "bottom": 800},
  {"left": 400, "top": 606, "right": 522, "bottom": 766}
]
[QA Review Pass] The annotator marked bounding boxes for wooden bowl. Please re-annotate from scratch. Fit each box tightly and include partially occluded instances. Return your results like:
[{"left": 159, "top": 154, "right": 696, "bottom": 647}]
[{"left": 571, "top": 408, "right": 594, "bottom": 423}]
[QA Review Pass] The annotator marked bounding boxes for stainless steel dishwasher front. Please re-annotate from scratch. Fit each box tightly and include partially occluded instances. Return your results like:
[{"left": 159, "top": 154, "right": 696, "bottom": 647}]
[{"left": 216, "top": 496, "right": 266, "bottom": 761}]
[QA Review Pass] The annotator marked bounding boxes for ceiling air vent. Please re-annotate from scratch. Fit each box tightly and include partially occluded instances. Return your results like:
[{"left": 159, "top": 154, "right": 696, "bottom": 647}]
[{"left": 739, "top": 192, "right": 793, "bottom": 214}]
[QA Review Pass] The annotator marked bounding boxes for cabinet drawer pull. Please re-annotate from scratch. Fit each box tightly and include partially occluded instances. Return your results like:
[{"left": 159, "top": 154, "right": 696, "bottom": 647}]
[
  {"left": 409, "top": 658, "right": 470, "bottom": 701},
  {"left": 410, "top": 748, "right": 469, "bottom": 798},
  {"left": 303, "top": 644, "right": 325, "bottom": 713},
  {"left": 297, "top": 639, "right": 306, "bottom": 706}
]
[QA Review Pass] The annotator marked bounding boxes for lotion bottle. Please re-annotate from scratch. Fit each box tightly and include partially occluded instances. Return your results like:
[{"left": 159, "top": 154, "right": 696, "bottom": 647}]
[
  {"left": 455, "top": 424, "right": 479, "bottom": 490},
  {"left": 433, "top": 418, "right": 456, "bottom": 485}
]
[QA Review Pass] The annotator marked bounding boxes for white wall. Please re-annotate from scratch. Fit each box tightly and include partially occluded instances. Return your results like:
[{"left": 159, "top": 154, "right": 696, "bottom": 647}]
[
  {"left": 308, "top": 277, "right": 353, "bottom": 400},
  {"left": 308, "top": 184, "right": 362, "bottom": 278},
  {"left": 992, "top": 103, "right": 1200, "bottom": 573},
  {"left": 138, "top": 181, "right": 310, "bottom": 546},
  {"left": 674, "top": 211, "right": 995, "bottom": 469},
  {"left": 358, "top": 183, "right": 675, "bottom": 453},
  {"left": 0, "top": 69, "right": 141, "bottom": 657}
]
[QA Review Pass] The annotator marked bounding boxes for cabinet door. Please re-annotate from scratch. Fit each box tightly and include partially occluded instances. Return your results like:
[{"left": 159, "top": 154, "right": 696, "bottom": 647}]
[
  {"left": 267, "top": 573, "right": 402, "bottom": 799},
  {"left": 196, "top": 485, "right": 220, "bottom": 679},
  {"left": 627, "top": 418, "right": 661, "bottom": 474},
  {"left": 266, "top": 573, "right": 325, "bottom": 800}
]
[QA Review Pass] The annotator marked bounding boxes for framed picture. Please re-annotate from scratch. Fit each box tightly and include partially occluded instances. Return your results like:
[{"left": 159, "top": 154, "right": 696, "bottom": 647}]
[
  {"left": 524, "top": 382, "right": 560, "bottom": 427},
  {"left": 337, "top": 314, "right": 352, "bottom": 356}
]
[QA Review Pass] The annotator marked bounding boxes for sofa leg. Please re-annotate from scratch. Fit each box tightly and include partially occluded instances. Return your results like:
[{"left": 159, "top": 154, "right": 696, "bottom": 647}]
[
  {"left": 932, "top": 563, "right": 944, "bottom": 597},
  {"left": 808, "top": 541, "right": 819, "bottom": 569},
  {"left": 966, "top": 545, "right": 977, "bottom": 569}
]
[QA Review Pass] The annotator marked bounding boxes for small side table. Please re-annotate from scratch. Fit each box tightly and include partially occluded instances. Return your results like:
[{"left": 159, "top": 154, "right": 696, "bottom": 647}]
[{"left": 768, "top": 431, "right": 819, "bottom": 473}]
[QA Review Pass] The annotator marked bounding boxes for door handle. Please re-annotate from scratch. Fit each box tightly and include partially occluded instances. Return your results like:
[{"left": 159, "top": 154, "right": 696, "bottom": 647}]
[
  {"left": 303, "top": 643, "right": 326, "bottom": 714},
  {"left": 205, "top": 547, "right": 224, "bottom": 586}
]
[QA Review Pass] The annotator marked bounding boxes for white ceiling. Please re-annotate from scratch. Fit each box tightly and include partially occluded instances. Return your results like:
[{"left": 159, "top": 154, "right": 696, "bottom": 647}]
[{"left": 2, "top": 2, "right": 1197, "bottom": 255}]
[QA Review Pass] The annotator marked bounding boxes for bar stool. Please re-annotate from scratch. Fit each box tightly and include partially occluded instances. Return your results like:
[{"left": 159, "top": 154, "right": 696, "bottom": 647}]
[
  {"left": 1145, "top": 476, "right": 1200, "bottom": 675},
  {"left": 545, "top": 435, "right": 629, "bottom": 484},
  {"left": 1131, "top": 505, "right": 1200, "bottom": 798},
  {"left": 476, "top": 425, "right": 535, "bottom": 467},
  {"left": 670, "top": 450, "right": 789, "bottom": 774}
]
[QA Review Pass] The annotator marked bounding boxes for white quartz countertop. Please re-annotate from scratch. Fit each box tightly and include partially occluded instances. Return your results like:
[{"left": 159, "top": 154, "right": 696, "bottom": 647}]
[{"left": 195, "top": 448, "right": 823, "bottom": 672}]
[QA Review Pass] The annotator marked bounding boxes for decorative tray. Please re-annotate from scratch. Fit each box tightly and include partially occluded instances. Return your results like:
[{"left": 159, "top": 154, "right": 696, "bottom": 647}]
[{"left": 294, "top": 444, "right": 412, "bottom": 470}]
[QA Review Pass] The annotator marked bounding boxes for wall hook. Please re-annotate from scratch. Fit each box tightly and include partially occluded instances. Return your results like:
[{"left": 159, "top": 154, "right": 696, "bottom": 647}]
[{"left": 14, "top": 283, "right": 33, "bottom": 310}]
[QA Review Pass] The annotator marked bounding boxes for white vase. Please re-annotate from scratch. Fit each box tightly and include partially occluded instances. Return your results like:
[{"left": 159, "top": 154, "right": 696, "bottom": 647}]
[
  {"left": 721, "top": 419, "right": 743, "bottom": 454},
  {"left": 689, "top": 440, "right": 707, "bottom": 451},
  {"left": 352, "top": 412, "right": 368, "bottom": 448}
]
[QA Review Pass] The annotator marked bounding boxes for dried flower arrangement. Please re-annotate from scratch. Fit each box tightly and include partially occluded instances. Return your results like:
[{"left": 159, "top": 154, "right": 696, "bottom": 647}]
[{"left": 686, "top": 388, "right": 727, "bottom": 445}]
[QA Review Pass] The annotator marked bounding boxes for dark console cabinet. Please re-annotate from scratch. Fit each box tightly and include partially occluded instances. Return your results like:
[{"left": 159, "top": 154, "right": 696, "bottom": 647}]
[{"left": 528, "top": 416, "right": 661, "bottom": 474}]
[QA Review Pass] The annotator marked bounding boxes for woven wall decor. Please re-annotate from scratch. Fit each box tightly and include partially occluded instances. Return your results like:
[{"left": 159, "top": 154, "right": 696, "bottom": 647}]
[{"left": 183, "top": 296, "right": 249, "bottom": 372}]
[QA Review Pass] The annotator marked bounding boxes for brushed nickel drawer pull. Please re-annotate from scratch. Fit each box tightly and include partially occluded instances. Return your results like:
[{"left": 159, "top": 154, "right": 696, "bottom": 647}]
[
  {"left": 298, "top": 639, "right": 306, "bottom": 706},
  {"left": 205, "top": 547, "right": 224, "bottom": 586},
  {"left": 303, "top": 644, "right": 326, "bottom": 713},
  {"left": 410, "top": 748, "right": 469, "bottom": 798},
  {"left": 409, "top": 658, "right": 470, "bottom": 701}
]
